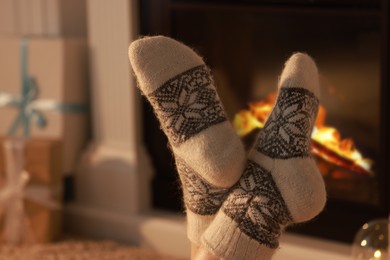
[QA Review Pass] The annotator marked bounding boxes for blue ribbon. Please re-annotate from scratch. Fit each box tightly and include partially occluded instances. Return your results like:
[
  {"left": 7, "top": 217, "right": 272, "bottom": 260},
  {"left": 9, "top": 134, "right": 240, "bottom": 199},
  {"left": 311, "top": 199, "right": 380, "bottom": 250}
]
[{"left": 0, "top": 38, "right": 87, "bottom": 137}]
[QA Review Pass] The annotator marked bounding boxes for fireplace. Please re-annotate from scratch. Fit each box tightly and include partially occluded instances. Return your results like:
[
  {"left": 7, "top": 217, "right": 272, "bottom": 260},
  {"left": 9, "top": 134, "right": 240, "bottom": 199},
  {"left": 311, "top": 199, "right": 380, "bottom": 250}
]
[{"left": 139, "top": 0, "right": 389, "bottom": 243}]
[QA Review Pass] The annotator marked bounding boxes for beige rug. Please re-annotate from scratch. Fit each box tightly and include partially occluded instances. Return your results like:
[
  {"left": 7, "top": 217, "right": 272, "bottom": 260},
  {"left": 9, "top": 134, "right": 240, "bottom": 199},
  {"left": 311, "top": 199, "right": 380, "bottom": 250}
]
[{"left": 0, "top": 240, "right": 187, "bottom": 260}]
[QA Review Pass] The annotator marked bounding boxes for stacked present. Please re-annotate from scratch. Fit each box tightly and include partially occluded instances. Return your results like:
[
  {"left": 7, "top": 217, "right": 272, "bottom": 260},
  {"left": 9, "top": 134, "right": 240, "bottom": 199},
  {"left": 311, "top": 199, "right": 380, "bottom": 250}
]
[
  {"left": 0, "top": 0, "right": 86, "bottom": 37},
  {"left": 0, "top": 2, "right": 88, "bottom": 244},
  {"left": 0, "top": 137, "right": 62, "bottom": 243}
]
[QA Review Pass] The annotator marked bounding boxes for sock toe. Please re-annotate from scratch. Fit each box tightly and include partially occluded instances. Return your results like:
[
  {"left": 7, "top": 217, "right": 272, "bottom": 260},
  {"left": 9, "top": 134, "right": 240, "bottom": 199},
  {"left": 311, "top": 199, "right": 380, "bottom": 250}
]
[
  {"left": 128, "top": 36, "right": 204, "bottom": 95},
  {"left": 279, "top": 52, "right": 320, "bottom": 97}
]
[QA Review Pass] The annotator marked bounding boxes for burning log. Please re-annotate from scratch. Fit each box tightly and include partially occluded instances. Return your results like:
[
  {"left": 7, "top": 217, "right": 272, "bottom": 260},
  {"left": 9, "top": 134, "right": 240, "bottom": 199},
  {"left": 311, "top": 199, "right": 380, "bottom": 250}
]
[{"left": 311, "top": 139, "right": 372, "bottom": 176}]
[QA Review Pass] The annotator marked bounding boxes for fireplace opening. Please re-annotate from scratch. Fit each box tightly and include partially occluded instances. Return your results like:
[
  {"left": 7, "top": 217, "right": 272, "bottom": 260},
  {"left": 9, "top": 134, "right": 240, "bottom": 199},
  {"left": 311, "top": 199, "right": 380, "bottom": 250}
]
[{"left": 140, "top": 0, "right": 389, "bottom": 243}]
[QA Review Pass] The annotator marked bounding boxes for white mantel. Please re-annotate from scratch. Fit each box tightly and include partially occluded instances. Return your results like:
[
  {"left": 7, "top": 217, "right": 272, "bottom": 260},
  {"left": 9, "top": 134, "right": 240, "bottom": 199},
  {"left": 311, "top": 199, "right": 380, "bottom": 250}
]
[
  {"left": 65, "top": 0, "right": 154, "bottom": 233},
  {"left": 64, "top": 0, "right": 353, "bottom": 259},
  {"left": 70, "top": 0, "right": 152, "bottom": 216}
]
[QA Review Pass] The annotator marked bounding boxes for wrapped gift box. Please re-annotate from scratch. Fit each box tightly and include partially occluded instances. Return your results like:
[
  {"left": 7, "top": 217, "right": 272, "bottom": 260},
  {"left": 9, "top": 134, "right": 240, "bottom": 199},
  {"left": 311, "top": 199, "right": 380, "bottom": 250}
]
[
  {"left": 0, "top": 137, "right": 62, "bottom": 243},
  {"left": 0, "top": 0, "right": 87, "bottom": 37},
  {"left": 0, "top": 37, "right": 88, "bottom": 175}
]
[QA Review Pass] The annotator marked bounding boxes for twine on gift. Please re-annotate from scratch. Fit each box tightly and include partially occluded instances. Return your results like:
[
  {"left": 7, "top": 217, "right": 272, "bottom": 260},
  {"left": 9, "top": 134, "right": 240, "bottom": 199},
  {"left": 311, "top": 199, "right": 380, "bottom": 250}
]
[
  {"left": 0, "top": 170, "right": 30, "bottom": 244},
  {"left": 0, "top": 38, "right": 87, "bottom": 137},
  {"left": 0, "top": 138, "right": 62, "bottom": 244},
  {"left": 0, "top": 171, "right": 62, "bottom": 244}
]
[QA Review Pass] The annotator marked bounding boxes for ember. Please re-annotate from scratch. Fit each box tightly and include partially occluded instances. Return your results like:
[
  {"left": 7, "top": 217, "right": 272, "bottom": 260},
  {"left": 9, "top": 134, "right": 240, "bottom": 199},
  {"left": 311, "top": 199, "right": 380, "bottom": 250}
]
[{"left": 234, "top": 93, "right": 373, "bottom": 175}]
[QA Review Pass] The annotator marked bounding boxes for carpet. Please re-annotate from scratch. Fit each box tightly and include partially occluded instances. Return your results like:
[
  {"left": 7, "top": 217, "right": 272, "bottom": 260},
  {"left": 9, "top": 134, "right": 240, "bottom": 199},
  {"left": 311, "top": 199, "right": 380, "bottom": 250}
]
[{"left": 0, "top": 240, "right": 187, "bottom": 260}]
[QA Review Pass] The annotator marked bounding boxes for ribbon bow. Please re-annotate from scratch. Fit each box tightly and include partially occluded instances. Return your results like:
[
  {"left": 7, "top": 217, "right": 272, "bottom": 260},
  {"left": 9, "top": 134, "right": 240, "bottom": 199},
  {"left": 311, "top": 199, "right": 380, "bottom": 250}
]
[{"left": 0, "top": 38, "right": 86, "bottom": 137}]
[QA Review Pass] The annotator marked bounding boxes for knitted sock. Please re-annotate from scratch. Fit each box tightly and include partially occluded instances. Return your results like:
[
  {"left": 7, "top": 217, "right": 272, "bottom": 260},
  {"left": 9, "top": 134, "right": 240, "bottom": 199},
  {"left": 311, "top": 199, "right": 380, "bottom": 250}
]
[
  {"left": 128, "top": 36, "right": 246, "bottom": 244},
  {"left": 202, "top": 53, "right": 327, "bottom": 260}
]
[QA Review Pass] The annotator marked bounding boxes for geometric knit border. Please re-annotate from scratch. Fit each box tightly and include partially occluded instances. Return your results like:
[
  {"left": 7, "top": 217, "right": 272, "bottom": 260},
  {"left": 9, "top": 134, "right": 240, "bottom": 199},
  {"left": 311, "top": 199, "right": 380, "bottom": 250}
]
[
  {"left": 148, "top": 65, "right": 227, "bottom": 145},
  {"left": 256, "top": 87, "right": 319, "bottom": 159},
  {"left": 222, "top": 160, "right": 292, "bottom": 248},
  {"left": 176, "top": 158, "right": 229, "bottom": 216}
]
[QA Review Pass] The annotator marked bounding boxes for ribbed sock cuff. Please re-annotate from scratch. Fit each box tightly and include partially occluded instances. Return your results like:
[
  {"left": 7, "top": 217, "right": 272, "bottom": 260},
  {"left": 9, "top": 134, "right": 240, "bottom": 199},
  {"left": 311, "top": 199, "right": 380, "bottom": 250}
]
[
  {"left": 186, "top": 211, "right": 215, "bottom": 245},
  {"left": 202, "top": 211, "right": 276, "bottom": 260}
]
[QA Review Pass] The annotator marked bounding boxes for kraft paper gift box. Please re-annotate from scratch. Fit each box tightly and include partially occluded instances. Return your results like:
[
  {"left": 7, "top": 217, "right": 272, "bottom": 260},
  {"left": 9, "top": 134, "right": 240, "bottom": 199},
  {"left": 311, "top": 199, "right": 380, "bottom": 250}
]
[
  {"left": 0, "top": 0, "right": 87, "bottom": 37},
  {"left": 0, "top": 37, "right": 88, "bottom": 175},
  {"left": 0, "top": 137, "right": 62, "bottom": 243}
]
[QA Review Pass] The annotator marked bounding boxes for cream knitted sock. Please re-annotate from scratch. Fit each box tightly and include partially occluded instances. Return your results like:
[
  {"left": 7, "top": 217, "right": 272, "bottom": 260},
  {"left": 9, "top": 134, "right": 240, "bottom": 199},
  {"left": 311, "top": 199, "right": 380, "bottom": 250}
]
[
  {"left": 202, "top": 53, "right": 327, "bottom": 260},
  {"left": 128, "top": 36, "right": 246, "bottom": 244}
]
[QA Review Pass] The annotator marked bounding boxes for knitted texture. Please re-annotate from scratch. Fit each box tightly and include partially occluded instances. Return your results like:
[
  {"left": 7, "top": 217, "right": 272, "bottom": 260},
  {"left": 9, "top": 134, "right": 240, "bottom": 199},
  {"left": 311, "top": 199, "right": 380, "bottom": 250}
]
[
  {"left": 202, "top": 53, "right": 327, "bottom": 260},
  {"left": 223, "top": 160, "right": 292, "bottom": 249},
  {"left": 256, "top": 87, "right": 319, "bottom": 159},
  {"left": 128, "top": 36, "right": 246, "bottom": 245},
  {"left": 147, "top": 65, "right": 227, "bottom": 145},
  {"left": 176, "top": 159, "right": 229, "bottom": 216}
]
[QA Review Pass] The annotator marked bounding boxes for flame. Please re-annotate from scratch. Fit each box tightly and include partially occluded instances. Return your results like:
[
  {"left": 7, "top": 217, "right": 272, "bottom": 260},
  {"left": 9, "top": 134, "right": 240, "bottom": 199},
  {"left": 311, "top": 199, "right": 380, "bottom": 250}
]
[
  {"left": 234, "top": 94, "right": 373, "bottom": 174},
  {"left": 233, "top": 94, "right": 275, "bottom": 137},
  {"left": 311, "top": 127, "right": 373, "bottom": 172}
]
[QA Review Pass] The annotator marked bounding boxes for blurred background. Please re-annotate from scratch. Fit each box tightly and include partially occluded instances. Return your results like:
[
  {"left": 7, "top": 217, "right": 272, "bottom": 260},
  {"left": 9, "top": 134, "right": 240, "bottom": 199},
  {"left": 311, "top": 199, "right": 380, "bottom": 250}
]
[{"left": 0, "top": 0, "right": 388, "bottom": 259}]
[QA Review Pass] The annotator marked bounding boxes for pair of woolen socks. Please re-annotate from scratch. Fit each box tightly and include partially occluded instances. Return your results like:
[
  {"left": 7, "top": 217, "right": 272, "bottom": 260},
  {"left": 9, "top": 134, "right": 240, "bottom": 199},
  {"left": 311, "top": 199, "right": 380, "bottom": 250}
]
[{"left": 129, "top": 36, "right": 326, "bottom": 259}]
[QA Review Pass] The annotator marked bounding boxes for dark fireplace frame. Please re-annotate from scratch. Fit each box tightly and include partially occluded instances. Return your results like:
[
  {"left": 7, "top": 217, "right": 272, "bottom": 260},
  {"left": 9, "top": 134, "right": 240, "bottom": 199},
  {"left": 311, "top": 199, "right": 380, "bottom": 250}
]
[{"left": 139, "top": 0, "right": 390, "bottom": 243}]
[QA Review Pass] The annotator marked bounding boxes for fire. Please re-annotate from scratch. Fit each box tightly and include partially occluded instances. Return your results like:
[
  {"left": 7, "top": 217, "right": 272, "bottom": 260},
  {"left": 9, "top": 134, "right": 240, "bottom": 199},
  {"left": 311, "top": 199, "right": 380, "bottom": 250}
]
[
  {"left": 234, "top": 94, "right": 373, "bottom": 175},
  {"left": 233, "top": 94, "right": 275, "bottom": 137}
]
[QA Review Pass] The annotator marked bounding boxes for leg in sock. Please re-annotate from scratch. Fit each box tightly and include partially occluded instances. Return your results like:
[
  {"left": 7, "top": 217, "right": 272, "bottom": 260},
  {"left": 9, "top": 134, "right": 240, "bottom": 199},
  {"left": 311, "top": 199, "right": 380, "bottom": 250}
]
[
  {"left": 128, "top": 36, "right": 246, "bottom": 245},
  {"left": 201, "top": 53, "right": 327, "bottom": 260}
]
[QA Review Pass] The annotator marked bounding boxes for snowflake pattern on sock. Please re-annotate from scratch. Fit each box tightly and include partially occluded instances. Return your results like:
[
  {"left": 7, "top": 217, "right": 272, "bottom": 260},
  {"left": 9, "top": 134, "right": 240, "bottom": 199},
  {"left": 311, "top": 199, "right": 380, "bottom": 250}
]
[
  {"left": 176, "top": 159, "right": 229, "bottom": 215},
  {"left": 256, "top": 87, "right": 319, "bottom": 159},
  {"left": 148, "top": 65, "right": 227, "bottom": 145},
  {"left": 222, "top": 160, "right": 292, "bottom": 248}
]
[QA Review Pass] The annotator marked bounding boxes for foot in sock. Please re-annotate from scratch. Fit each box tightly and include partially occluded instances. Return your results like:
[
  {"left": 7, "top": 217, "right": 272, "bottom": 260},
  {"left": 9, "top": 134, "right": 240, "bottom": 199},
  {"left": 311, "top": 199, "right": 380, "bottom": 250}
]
[
  {"left": 201, "top": 53, "right": 327, "bottom": 260},
  {"left": 128, "top": 36, "right": 246, "bottom": 244}
]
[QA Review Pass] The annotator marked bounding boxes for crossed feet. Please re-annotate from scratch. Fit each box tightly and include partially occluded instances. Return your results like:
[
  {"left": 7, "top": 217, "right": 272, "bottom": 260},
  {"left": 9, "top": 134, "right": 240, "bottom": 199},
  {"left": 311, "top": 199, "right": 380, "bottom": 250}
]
[{"left": 129, "top": 36, "right": 326, "bottom": 260}]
